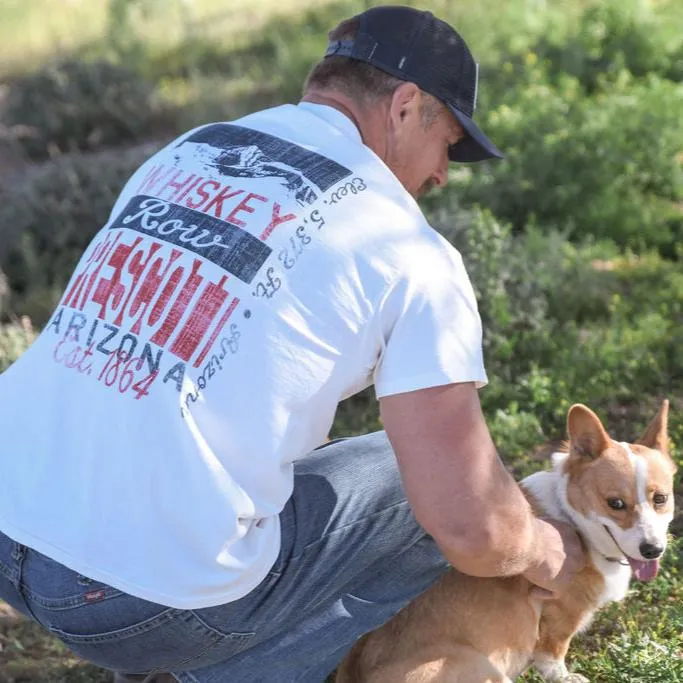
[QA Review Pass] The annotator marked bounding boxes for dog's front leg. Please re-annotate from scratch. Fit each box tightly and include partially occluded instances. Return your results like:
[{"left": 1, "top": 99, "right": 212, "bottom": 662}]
[
  {"left": 532, "top": 656, "right": 588, "bottom": 683},
  {"left": 531, "top": 600, "right": 590, "bottom": 683}
]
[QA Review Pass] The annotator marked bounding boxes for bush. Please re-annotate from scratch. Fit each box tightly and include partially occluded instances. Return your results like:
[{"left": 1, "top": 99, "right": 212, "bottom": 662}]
[
  {"left": 0, "top": 142, "right": 161, "bottom": 323},
  {"left": 1, "top": 59, "right": 171, "bottom": 160},
  {"left": 0, "top": 317, "right": 36, "bottom": 373},
  {"left": 535, "top": 0, "right": 683, "bottom": 91},
  {"left": 422, "top": 198, "right": 683, "bottom": 455},
  {"left": 457, "top": 69, "right": 683, "bottom": 252},
  {"left": 426, "top": 201, "right": 554, "bottom": 383}
]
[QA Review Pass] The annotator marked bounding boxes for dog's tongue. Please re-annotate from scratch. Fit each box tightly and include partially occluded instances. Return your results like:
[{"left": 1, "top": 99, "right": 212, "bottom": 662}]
[{"left": 628, "top": 557, "right": 659, "bottom": 582}]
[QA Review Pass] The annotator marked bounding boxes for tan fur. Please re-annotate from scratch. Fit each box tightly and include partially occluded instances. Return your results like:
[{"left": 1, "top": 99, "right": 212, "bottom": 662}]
[
  {"left": 336, "top": 574, "right": 537, "bottom": 682},
  {"left": 534, "top": 561, "right": 604, "bottom": 661},
  {"left": 564, "top": 446, "right": 639, "bottom": 530},
  {"left": 630, "top": 443, "right": 678, "bottom": 515},
  {"left": 336, "top": 402, "right": 676, "bottom": 683}
]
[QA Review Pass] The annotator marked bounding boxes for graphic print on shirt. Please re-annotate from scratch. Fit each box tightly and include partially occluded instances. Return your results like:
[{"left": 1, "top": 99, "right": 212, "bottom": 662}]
[
  {"left": 47, "top": 122, "right": 368, "bottom": 411},
  {"left": 176, "top": 124, "right": 352, "bottom": 207}
]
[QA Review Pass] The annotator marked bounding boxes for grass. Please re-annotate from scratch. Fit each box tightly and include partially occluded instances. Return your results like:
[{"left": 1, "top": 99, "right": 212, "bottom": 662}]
[
  {"left": 0, "top": 506, "right": 681, "bottom": 682},
  {"left": 1, "top": 0, "right": 682, "bottom": 680},
  {"left": 1, "top": 315, "right": 681, "bottom": 681}
]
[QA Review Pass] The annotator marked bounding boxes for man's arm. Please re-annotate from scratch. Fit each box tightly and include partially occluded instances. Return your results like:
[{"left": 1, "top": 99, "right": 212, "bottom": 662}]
[{"left": 379, "top": 382, "right": 584, "bottom": 594}]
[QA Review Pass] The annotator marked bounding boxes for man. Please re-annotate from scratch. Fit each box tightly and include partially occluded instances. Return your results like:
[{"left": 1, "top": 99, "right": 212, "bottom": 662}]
[{"left": 0, "top": 6, "right": 584, "bottom": 682}]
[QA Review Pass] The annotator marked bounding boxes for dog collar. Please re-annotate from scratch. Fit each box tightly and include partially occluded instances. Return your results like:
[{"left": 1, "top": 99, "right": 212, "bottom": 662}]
[
  {"left": 598, "top": 553, "right": 629, "bottom": 565},
  {"left": 601, "top": 526, "right": 630, "bottom": 565}
]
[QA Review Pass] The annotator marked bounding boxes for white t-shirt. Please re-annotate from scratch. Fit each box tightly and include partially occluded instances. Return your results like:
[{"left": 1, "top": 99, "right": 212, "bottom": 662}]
[{"left": 0, "top": 103, "right": 487, "bottom": 609}]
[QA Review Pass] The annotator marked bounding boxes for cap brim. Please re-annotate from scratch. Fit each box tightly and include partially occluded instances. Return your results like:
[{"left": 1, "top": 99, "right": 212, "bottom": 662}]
[{"left": 447, "top": 106, "right": 504, "bottom": 163}]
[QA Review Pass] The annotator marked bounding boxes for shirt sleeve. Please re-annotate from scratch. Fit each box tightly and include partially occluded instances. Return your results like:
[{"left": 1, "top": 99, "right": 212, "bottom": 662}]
[{"left": 373, "top": 234, "right": 488, "bottom": 398}]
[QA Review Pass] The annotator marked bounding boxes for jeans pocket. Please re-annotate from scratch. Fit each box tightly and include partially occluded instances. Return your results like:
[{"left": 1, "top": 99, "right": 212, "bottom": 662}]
[{"left": 48, "top": 603, "right": 255, "bottom": 672}]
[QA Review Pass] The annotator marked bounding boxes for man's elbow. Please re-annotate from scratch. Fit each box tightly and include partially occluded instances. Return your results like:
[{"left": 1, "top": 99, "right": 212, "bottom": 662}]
[
  {"left": 422, "top": 512, "right": 530, "bottom": 578},
  {"left": 418, "top": 508, "right": 492, "bottom": 556}
]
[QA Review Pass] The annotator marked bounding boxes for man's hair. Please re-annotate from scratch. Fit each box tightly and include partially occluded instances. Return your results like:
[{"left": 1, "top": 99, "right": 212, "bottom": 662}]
[{"left": 304, "top": 16, "right": 442, "bottom": 128}]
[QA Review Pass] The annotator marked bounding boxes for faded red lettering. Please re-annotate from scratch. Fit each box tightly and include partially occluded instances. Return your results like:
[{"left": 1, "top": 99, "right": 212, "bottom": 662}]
[
  {"left": 260, "top": 202, "right": 296, "bottom": 240},
  {"left": 137, "top": 164, "right": 174, "bottom": 195},
  {"left": 128, "top": 249, "right": 183, "bottom": 335},
  {"left": 226, "top": 192, "right": 268, "bottom": 228},
  {"left": 203, "top": 185, "right": 244, "bottom": 219},
  {"left": 175, "top": 176, "right": 202, "bottom": 203},
  {"left": 62, "top": 232, "right": 122, "bottom": 310},
  {"left": 147, "top": 265, "right": 184, "bottom": 328},
  {"left": 150, "top": 259, "right": 204, "bottom": 348},
  {"left": 193, "top": 296, "right": 240, "bottom": 367},
  {"left": 158, "top": 170, "right": 197, "bottom": 202},
  {"left": 113, "top": 242, "right": 163, "bottom": 327},
  {"left": 185, "top": 179, "right": 221, "bottom": 210},
  {"left": 171, "top": 275, "right": 230, "bottom": 362},
  {"left": 92, "top": 237, "right": 143, "bottom": 320}
]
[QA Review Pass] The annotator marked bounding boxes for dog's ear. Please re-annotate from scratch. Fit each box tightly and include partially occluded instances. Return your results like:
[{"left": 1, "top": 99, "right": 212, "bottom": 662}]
[
  {"left": 567, "top": 404, "right": 610, "bottom": 460},
  {"left": 636, "top": 400, "right": 670, "bottom": 456}
]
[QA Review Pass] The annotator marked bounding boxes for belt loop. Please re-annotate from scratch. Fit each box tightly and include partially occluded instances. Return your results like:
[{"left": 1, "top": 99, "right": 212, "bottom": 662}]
[{"left": 10, "top": 543, "right": 26, "bottom": 562}]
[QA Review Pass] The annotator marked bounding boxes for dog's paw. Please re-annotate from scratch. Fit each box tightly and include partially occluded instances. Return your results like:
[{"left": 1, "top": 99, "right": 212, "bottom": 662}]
[{"left": 561, "top": 675, "right": 590, "bottom": 683}]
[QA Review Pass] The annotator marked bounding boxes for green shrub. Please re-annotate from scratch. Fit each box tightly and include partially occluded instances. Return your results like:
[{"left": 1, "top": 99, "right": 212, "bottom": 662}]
[
  {"left": 457, "top": 70, "right": 683, "bottom": 252},
  {"left": 487, "top": 405, "right": 547, "bottom": 474},
  {"left": 609, "top": 252, "right": 683, "bottom": 322},
  {"left": 427, "top": 201, "right": 559, "bottom": 392},
  {"left": 423, "top": 198, "right": 683, "bottom": 452},
  {"left": 0, "top": 318, "right": 36, "bottom": 372},
  {"left": 0, "top": 143, "right": 161, "bottom": 323},
  {"left": 2, "top": 59, "right": 171, "bottom": 160},
  {"left": 535, "top": 0, "right": 683, "bottom": 91},
  {"left": 332, "top": 387, "right": 382, "bottom": 439}
]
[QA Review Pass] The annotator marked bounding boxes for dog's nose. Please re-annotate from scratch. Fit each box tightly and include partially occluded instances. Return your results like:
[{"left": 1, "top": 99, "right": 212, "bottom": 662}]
[{"left": 639, "top": 542, "right": 664, "bottom": 559}]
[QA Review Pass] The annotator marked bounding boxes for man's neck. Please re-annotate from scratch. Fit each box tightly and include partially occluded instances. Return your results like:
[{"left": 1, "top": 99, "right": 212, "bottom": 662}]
[{"left": 300, "top": 90, "right": 387, "bottom": 162}]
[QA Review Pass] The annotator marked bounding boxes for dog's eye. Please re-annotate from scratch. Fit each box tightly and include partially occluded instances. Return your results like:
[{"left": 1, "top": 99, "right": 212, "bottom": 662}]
[
  {"left": 653, "top": 493, "right": 668, "bottom": 506},
  {"left": 607, "top": 498, "right": 626, "bottom": 510}
]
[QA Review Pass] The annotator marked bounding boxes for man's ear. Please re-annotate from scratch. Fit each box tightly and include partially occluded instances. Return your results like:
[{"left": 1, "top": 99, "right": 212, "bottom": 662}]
[{"left": 389, "top": 82, "right": 422, "bottom": 124}]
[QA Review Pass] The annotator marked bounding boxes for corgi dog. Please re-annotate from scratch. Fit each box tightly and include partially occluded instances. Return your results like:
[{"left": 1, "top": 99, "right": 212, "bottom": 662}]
[{"left": 336, "top": 401, "right": 677, "bottom": 683}]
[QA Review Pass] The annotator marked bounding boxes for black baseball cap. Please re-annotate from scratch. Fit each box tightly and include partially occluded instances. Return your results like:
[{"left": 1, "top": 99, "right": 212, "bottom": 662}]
[{"left": 324, "top": 5, "right": 503, "bottom": 163}]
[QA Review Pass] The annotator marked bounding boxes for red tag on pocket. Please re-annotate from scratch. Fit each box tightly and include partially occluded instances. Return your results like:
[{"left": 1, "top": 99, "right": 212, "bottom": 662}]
[{"left": 84, "top": 589, "right": 105, "bottom": 602}]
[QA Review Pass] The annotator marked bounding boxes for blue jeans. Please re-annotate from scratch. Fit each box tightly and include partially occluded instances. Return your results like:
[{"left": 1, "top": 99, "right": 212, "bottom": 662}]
[{"left": 0, "top": 431, "right": 449, "bottom": 682}]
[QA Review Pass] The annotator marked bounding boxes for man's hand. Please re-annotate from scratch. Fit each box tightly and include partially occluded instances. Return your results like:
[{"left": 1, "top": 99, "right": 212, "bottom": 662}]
[{"left": 523, "top": 518, "right": 586, "bottom": 599}]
